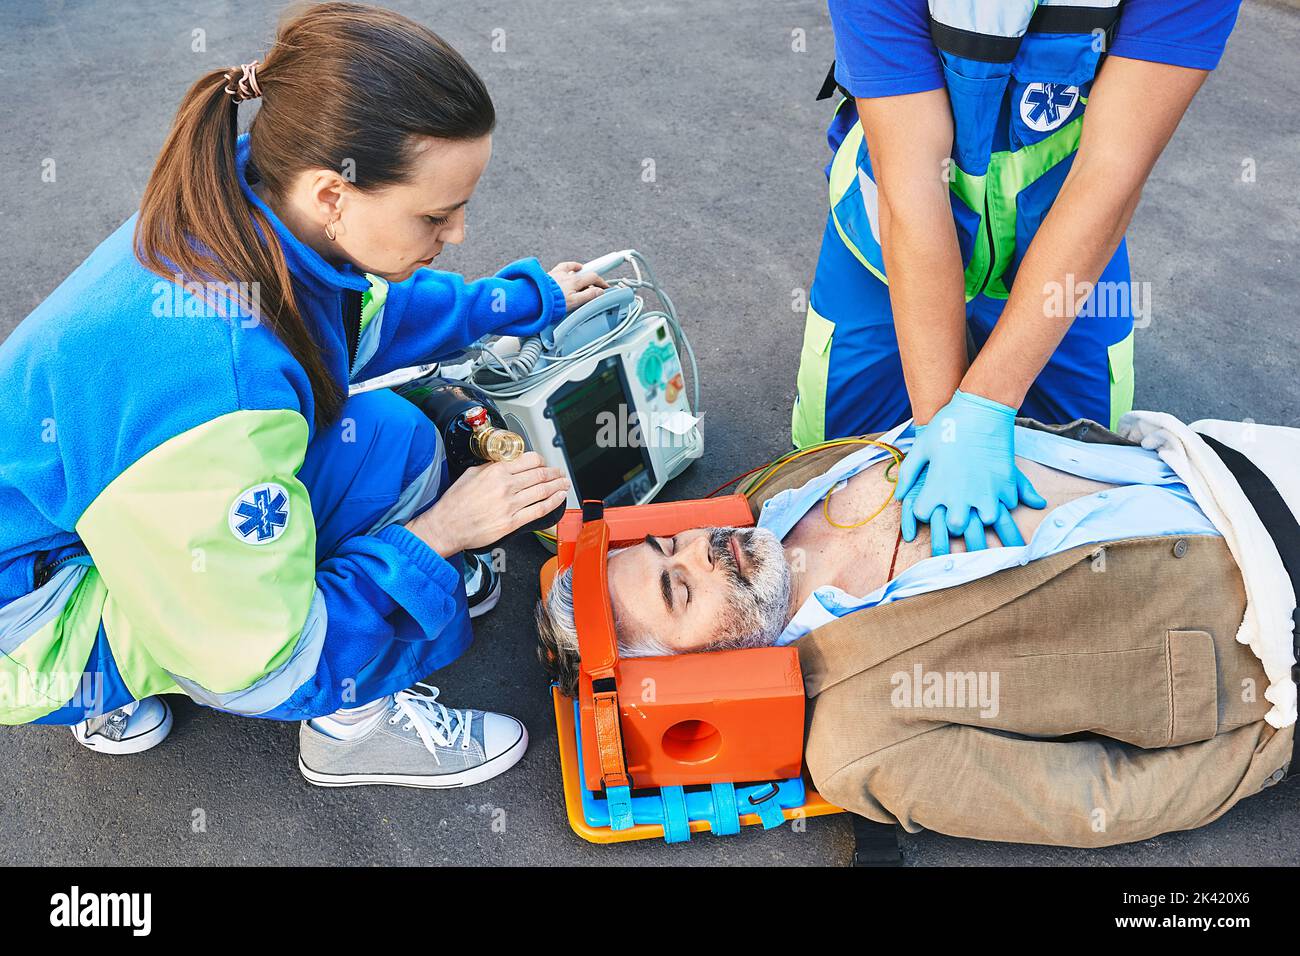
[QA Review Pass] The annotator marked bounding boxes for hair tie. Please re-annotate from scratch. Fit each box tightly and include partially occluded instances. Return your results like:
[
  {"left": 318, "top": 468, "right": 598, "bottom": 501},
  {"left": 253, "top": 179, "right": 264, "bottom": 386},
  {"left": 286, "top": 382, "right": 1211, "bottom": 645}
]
[{"left": 225, "top": 60, "right": 263, "bottom": 102}]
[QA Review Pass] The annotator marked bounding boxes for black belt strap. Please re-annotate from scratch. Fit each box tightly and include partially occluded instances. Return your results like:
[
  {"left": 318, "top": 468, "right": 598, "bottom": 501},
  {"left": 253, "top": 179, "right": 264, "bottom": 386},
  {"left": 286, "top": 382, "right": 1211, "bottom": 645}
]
[
  {"left": 850, "top": 814, "right": 902, "bottom": 867},
  {"left": 929, "top": 3, "right": 1123, "bottom": 64},
  {"left": 1196, "top": 432, "right": 1300, "bottom": 774}
]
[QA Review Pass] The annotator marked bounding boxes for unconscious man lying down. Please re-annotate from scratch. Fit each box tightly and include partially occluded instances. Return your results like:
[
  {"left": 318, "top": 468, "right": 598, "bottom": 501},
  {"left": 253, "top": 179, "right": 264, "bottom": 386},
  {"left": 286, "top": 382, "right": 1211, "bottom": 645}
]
[{"left": 535, "top": 414, "right": 1299, "bottom": 848}]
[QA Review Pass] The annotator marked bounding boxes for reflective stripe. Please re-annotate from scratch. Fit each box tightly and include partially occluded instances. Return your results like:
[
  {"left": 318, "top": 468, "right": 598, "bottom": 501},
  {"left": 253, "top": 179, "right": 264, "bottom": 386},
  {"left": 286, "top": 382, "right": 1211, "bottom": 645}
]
[
  {"left": 0, "top": 565, "right": 108, "bottom": 725},
  {"left": 364, "top": 433, "right": 447, "bottom": 534},
  {"left": 830, "top": 207, "right": 887, "bottom": 283},
  {"left": 998, "top": 114, "right": 1084, "bottom": 184},
  {"left": 1107, "top": 330, "right": 1135, "bottom": 431},
  {"left": 930, "top": 0, "right": 1036, "bottom": 38},
  {"left": 929, "top": 0, "right": 1036, "bottom": 62},
  {"left": 855, "top": 168, "right": 883, "bottom": 245},
  {"left": 168, "top": 588, "right": 327, "bottom": 715},
  {"left": 0, "top": 563, "right": 87, "bottom": 656},
  {"left": 791, "top": 306, "right": 835, "bottom": 449},
  {"left": 948, "top": 164, "right": 985, "bottom": 216},
  {"left": 828, "top": 121, "right": 888, "bottom": 284},
  {"left": 827, "top": 120, "right": 864, "bottom": 210}
]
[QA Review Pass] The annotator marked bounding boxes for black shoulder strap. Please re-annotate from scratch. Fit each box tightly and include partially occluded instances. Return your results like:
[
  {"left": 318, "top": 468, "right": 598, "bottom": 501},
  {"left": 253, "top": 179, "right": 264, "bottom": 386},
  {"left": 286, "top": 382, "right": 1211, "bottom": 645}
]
[
  {"left": 850, "top": 815, "right": 902, "bottom": 867},
  {"left": 1196, "top": 431, "right": 1300, "bottom": 774},
  {"left": 816, "top": 60, "right": 853, "bottom": 102}
]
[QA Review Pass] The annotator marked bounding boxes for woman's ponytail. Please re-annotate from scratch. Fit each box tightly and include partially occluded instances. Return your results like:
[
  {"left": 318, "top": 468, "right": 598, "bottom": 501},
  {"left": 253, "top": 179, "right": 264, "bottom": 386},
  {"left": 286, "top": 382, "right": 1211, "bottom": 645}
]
[{"left": 135, "top": 63, "right": 342, "bottom": 432}]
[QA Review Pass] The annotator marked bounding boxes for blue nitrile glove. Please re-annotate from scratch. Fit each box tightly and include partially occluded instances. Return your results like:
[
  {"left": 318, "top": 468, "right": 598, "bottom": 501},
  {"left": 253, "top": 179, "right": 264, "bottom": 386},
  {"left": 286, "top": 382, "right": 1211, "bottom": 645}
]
[{"left": 895, "top": 390, "right": 1047, "bottom": 557}]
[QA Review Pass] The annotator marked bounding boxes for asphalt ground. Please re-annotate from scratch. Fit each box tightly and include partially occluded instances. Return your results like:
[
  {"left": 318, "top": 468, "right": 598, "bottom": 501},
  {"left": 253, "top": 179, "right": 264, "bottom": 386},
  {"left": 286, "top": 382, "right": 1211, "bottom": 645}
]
[{"left": 0, "top": 0, "right": 1297, "bottom": 865}]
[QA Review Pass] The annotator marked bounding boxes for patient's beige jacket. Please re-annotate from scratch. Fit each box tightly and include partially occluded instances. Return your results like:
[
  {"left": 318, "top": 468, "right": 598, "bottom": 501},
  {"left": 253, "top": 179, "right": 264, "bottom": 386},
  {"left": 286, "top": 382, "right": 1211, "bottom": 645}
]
[{"left": 744, "top": 421, "right": 1294, "bottom": 847}]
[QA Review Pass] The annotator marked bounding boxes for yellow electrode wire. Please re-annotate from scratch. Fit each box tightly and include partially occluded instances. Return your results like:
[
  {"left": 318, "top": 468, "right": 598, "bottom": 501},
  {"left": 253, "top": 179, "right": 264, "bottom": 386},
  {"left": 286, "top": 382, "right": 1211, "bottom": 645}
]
[
  {"left": 739, "top": 437, "right": 903, "bottom": 531},
  {"left": 818, "top": 440, "right": 902, "bottom": 529},
  {"left": 533, "top": 436, "right": 906, "bottom": 545}
]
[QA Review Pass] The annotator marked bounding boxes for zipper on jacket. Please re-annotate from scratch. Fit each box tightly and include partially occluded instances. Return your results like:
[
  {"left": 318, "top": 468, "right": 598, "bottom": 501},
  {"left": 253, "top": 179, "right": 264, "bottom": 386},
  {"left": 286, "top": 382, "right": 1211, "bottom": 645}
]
[
  {"left": 32, "top": 545, "right": 90, "bottom": 590},
  {"left": 342, "top": 288, "right": 364, "bottom": 380}
]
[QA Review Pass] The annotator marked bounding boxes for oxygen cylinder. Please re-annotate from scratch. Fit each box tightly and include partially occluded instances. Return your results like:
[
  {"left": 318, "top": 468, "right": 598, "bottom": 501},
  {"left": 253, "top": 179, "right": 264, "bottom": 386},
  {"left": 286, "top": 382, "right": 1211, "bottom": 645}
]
[{"left": 395, "top": 376, "right": 566, "bottom": 537}]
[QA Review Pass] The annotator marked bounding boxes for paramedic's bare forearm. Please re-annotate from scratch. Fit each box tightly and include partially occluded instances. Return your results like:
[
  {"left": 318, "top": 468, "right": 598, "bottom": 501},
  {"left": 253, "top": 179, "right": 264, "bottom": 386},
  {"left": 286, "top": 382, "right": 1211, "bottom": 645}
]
[
  {"left": 961, "top": 58, "right": 1210, "bottom": 408},
  {"left": 857, "top": 92, "right": 968, "bottom": 425}
]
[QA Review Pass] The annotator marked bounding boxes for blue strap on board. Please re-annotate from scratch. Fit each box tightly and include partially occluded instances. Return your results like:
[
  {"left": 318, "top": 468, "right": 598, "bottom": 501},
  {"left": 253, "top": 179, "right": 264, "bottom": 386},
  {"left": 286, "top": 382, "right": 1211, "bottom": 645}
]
[
  {"left": 660, "top": 786, "right": 691, "bottom": 843},
  {"left": 605, "top": 785, "right": 634, "bottom": 831},
  {"left": 710, "top": 783, "right": 741, "bottom": 836}
]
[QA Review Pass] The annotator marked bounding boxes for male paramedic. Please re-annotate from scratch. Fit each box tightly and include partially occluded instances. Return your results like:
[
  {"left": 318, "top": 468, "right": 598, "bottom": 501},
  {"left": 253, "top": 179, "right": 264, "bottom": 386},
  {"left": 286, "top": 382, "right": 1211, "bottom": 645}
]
[
  {"left": 790, "top": 0, "right": 1245, "bottom": 556},
  {"left": 535, "top": 413, "right": 1300, "bottom": 847}
]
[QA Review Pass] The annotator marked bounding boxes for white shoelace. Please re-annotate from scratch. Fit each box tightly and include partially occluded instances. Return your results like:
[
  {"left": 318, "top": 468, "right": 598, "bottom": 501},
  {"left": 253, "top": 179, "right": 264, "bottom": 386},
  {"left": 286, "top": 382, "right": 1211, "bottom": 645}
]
[{"left": 390, "top": 683, "right": 474, "bottom": 758}]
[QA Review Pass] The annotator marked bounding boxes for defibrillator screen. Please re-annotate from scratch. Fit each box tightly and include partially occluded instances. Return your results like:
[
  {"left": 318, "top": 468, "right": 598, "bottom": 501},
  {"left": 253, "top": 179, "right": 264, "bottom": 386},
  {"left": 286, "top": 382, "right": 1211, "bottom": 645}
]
[{"left": 547, "top": 356, "right": 654, "bottom": 505}]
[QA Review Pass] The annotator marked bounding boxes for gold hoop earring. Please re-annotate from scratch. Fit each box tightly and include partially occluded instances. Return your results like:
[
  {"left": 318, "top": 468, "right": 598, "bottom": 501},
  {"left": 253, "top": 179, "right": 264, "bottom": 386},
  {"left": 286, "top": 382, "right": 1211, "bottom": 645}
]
[{"left": 325, "top": 220, "right": 338, "bottom": 242}]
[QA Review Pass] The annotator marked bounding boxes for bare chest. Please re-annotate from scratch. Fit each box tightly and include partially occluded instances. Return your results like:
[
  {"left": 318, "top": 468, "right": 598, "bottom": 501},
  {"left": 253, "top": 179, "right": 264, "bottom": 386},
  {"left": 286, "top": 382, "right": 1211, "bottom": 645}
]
[
  {"left": 781, "top": 456, "right": 1120, "bottom": 599},
  {"left": 782, "top": 468, "right": 900, "bottom": 595}
]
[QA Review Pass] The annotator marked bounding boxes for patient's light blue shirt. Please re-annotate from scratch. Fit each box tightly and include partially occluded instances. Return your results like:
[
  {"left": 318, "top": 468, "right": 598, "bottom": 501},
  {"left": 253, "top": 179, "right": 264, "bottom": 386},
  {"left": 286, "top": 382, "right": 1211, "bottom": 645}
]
[{"left": 757, "top": 421, "right": 1222, "bottom": 645}]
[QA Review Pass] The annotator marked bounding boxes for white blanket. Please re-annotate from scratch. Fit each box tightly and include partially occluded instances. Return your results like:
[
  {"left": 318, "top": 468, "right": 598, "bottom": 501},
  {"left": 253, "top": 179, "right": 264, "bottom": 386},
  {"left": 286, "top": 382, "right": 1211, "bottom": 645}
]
[{"left": 1117, "top": 412, "right": 1299, "bottom": 729}]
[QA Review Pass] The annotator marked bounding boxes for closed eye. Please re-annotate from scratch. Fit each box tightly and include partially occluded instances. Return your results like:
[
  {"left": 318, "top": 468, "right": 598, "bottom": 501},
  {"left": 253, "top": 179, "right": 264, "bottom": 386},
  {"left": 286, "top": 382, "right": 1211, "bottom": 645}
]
[
  {"left": 648, "top": 535, "right": 689, "bottom": 611},
  {"left": 425, "top": 214, "right": 449, "bottom": 226},
  {"left": 667, "top": 537, "right": 689, "bottom": 605}
]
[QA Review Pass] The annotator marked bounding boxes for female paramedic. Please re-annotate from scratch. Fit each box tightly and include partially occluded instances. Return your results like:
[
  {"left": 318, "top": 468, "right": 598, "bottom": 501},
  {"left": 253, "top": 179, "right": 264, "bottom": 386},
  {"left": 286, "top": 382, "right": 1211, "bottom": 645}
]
[
  {"left": 0, "top": 2, "right": 609, "bottom": 787},
  {"left": 791, "top": 0, "right": 1243, "bottom": 555}
]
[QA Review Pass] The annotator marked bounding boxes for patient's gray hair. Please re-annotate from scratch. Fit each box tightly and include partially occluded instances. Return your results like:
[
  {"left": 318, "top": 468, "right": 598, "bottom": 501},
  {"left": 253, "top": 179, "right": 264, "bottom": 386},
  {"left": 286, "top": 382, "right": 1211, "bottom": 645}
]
[{"left": 535, "top": 546, "right": 673, "bottom": 696}]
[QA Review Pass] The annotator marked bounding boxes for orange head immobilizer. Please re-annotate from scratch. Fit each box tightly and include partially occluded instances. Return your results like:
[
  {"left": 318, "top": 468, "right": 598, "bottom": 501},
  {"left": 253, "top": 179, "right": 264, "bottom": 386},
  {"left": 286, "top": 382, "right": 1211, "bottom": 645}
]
[{"left": 541, "top": 495, "right": 806, "bottom": 791}]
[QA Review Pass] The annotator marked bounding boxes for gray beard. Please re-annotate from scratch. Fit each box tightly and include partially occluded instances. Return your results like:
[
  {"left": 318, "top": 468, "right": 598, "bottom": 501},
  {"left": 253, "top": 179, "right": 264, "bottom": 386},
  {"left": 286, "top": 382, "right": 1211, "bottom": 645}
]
[{"left": 707, "top": 526, "right": 793, "bottom": 650}]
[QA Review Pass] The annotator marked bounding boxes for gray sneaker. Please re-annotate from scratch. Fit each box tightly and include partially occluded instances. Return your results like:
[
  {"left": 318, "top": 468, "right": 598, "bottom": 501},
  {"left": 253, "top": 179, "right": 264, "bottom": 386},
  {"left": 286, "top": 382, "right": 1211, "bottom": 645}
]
[{"left": 298, "top": 683, "right": 528, "bottom": 789}]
